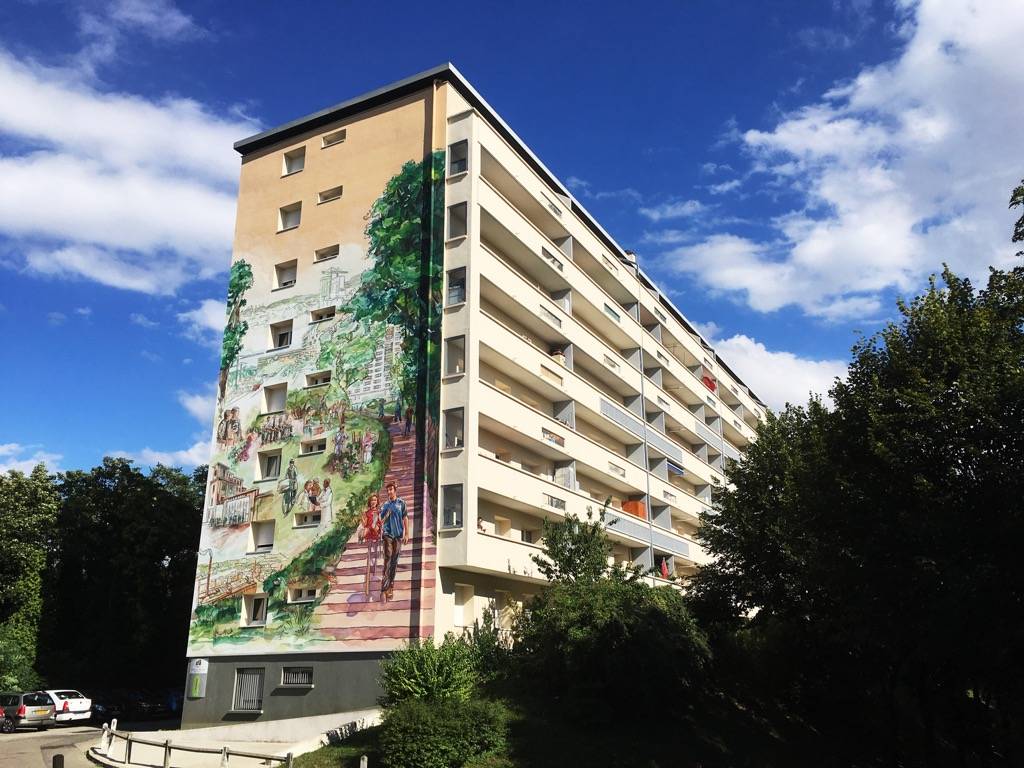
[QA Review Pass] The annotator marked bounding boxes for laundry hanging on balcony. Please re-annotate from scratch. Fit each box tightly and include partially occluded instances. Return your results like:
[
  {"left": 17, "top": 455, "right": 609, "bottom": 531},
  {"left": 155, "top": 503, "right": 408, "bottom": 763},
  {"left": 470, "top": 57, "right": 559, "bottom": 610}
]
[{"left": 701, "top": 374, "right": 717, "bottom": 393}]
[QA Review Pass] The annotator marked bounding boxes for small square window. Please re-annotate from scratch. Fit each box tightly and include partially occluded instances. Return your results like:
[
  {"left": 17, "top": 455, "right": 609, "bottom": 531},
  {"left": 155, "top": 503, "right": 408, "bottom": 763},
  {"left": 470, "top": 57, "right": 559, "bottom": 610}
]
[
  {"left": 314, "top": 244, "right": 339, "bottom": 262},
  {"left": 282, "top": 147, "right": 305, "bottom": 176},
  {"left": 275, "top": 260, "right": 297, "bottom": 289},
  {"left": 447, "top": 202, "right": 468, "bottom": 240},
  {"left": 444, "top": 336, "right": 465, "bottom": 376},
  {"left": 301, "top": 439, "right": 326, "bottom": 455},
  {"left": 322, "top": 128, "right": 346, "bottom": 148},
  {"left": 270, "top": 320, "right": 292, "bottom": 350},
  {"left": 288, "top": 587, "right": 318, "bottom": 604},
  {"left": 250, "top": 521, "right": 275, "bottom": 553},
  {"left": 446, "top": 267, "right": 466, "bottom": 306},
  {"left": 443, "top": 408, "right": 464, "bottom": 450},
  {"left": 264, "top": 383, "right": 287, "bottom": 413},
  {"left": 295, "top": 510, "right": 321, "bottom": 527},
  {"left": 318, "top": 185, "right": 343, "bottom": 204},
  {"left": 258, "top": 451, "right": 282, "bottom": 480},
  {"left": 282, "top": 667, "right": 313, "bottom": 686},
  {"left": 494, "top": 515, "right": 511, "bottom": 538},
  {"left": 310, "top": 306, "right": 336, "bottom": 323},
  {"left": 278, "top": 202, "right": 301, "bottom": 232},
  {"left": 242, "top": 595, "right": 268, "bottom": 627},
  {"left": 449, "top": 140, "right": 468, "bottom": 175},
  {"left": 442, "top": 485, "right": 463, "bottom": 529},
  {"left": 306, "top": 370, "right": 331, "bottom": 387}
]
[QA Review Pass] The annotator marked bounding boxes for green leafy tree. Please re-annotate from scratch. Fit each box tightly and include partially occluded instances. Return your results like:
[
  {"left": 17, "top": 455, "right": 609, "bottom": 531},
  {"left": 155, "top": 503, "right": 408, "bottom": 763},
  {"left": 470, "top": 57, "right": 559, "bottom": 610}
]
[
  {"left": 1012, "top": 178, "right": 1024, "bottom": 253},
  {"left": 0, "top": 464, "right": 59, "bottom": 689},
  {"left": 317, "top": 319, "right": 384, "bottom": 404},
  {"left": 218, "top": 260, "right": 254, "bottom": 400}
]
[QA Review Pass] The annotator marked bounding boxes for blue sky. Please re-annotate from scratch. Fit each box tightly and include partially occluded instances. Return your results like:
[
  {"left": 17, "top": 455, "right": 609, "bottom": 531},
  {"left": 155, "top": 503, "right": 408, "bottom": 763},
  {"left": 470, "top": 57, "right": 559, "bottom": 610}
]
[{"left": 1, "top": 0, "right": 1021, "bottom": 473}]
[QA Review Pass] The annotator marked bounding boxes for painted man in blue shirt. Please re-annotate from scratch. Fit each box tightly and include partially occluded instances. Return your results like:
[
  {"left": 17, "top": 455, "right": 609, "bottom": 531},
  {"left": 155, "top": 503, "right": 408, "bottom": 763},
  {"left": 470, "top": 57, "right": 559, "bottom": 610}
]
[{"left": 378, "top": 481, "right": 408, "bottom": 602}]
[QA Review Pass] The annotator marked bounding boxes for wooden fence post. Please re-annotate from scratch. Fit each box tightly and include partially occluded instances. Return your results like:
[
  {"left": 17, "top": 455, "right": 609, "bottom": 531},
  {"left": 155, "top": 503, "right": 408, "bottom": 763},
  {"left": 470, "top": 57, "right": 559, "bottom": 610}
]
[
  {"left": 125, "top": 734, "right": 133, "bottom": 765},
  {"left": 286, "top": 753, "right": 294, "bottom": 768},
  {"left": 163, "top": 740, "right": 171, "bottom": 768},
  {"left": 220, "top": 745, "right": 230, "bottom": 767}
]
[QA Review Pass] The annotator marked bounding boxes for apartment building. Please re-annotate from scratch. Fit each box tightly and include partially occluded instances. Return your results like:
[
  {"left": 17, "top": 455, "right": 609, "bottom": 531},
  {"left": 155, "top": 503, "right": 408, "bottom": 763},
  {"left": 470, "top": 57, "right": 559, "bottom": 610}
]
[{"left": 182, "top": 63, "right": 765, "bottom": 727}]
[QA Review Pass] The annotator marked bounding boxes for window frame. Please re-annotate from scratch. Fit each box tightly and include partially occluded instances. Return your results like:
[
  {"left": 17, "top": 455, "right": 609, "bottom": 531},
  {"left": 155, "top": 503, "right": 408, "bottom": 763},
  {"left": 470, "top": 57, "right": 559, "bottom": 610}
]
[
  {"left": 232, "top": 667, "right": 265, "bottom": 712},
  {"left": 448, "top": 139, "right": 469, "bottom": 176},
  {"left": 441, "top": 484, "right": 464, "bottom": 529},
  {"left": 277, "top": 202, "right": 302, "bottom": 232},
  {"left": 447, "top": 202, "right": 469, "bottom": 241},
  {"left": 281, "top": 147, "right": 306, "bottom": 177}
]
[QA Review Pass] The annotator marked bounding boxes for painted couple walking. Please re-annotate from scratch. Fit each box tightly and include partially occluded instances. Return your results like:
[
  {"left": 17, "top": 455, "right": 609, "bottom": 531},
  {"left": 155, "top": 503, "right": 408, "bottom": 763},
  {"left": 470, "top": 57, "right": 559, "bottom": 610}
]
[{"left": 355, "top": 481, "right": 408, "bottom": 602}]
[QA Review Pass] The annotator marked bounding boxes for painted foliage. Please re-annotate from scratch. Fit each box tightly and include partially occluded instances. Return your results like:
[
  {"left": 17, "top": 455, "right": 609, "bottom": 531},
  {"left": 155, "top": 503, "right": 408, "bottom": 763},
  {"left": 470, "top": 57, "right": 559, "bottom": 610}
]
[{"left": 187, "top": 150, "right": 445, "bottom": 654}]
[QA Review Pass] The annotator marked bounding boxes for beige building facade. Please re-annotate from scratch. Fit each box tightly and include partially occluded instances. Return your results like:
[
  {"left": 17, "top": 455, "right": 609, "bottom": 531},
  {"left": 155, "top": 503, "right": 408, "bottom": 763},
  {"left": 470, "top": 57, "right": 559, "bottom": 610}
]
[{"left": 183, "top": 64, "right": 765, "bottom": 726}]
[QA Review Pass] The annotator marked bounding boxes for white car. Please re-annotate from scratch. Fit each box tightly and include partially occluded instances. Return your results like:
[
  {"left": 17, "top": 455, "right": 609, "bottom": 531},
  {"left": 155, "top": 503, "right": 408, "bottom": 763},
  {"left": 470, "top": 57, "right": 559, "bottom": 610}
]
[{"left": 44, "top": 690, "right": 92, "bottom": 723}]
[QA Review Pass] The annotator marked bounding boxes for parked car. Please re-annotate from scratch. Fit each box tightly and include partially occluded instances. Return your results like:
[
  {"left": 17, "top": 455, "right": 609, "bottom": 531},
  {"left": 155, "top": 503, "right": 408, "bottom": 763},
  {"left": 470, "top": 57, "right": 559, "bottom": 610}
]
[
  {"left": 116, "top": 689, "right": 169, "bottom": 720},
  {"left": 0, "top": 692, "right": 56, "bottom": 732},
  {"left": 86, "top": 690, "right": 125, "bottom": 724},
  {"left": 44, "top": 689, "right": 92, "bottom": 723}
]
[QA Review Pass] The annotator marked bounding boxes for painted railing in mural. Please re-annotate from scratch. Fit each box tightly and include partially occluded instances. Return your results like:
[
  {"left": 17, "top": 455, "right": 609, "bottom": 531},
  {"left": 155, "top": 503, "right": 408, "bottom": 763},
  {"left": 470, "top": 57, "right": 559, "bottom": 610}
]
[{"left": 92, "top": 722, "right": 294, "bottom": 767}]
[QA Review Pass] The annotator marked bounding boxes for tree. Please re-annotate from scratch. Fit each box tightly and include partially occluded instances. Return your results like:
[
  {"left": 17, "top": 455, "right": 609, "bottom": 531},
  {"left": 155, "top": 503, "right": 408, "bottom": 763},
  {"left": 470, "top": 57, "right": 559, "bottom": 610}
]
[
  {"left": 690, "top": 261, "right": 1024, "bottom": 763},
  {"left": 0, "top": 465, "right": 59, "bottom": 689},
  {"left": 1012, "top": 178, "right": 1024, "bottom": 253},
  {"left": 218, "top": 260, "right": 254, "bottom": 400},
  {"left": 317, "top": 318, "right": 384, "bottom": 404}
]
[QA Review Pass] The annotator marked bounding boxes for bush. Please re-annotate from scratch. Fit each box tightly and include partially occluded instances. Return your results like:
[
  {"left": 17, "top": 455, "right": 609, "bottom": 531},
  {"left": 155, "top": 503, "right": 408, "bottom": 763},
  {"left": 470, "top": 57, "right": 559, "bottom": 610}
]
[
  {"left": 379, "top": 635, "right": 477, "bottom": 705},
  {"left": 378, "top": 698, "right": 509, "bottom": 768}
]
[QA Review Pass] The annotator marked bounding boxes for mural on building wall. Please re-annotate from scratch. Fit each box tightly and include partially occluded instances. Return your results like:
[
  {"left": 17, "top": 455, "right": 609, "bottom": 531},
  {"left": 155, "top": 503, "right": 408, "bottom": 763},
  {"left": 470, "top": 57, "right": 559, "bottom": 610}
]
[{"left": 187, "top": 150, "right": 445, "bottom": 654}]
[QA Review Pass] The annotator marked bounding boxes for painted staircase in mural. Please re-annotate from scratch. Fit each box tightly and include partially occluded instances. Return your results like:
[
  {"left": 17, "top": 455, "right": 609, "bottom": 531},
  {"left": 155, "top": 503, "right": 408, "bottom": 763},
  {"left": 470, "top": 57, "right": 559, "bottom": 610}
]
[{"left": 314, "top": 418, "right": 435, "bottom": 648}]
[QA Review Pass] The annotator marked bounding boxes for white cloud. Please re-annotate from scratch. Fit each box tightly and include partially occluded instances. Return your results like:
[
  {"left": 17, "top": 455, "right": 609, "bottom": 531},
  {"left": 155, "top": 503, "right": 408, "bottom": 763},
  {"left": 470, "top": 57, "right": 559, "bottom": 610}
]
[
  {"left": 74, "top": 306, "right": 92, "bottom": 316},
  {"left": 709, "top": 332, "right": 847, "bottom": 410},
  {"left": 177, "top": 389, "right": 216, "bottom": 424},
  {"left": 668, "top": 0, "right": 1024, "bottom": 321},
  {"left": 177, "top": 298, "right": 225, "bottom": 347},
  {"left": 0, "top": 49, "right": 257, "bottom": 295},
  {"left": 0, "top": 443, "right": 62, "bottom": 473},
  {"left": 47, "top": 311, "right": 67, "bottom": 325},
  {"left": 116, "top": 439, "right": 211, "bottom": 468},
  {"left": 639, "top": 199, "right": 706, "bottom": 222},
  {"left": 708, "top": 179, "right": 741, "bottom": 195},
  {"left": 129, "top": 312, "right": 158, "bottom": 328}
]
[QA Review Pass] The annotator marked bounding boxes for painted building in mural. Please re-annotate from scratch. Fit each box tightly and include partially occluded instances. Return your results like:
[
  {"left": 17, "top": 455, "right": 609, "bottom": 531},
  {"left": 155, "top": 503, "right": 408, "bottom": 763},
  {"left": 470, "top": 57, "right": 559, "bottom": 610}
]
[{"left": 183, "top": 64, "right": 767, "bottom": 726}]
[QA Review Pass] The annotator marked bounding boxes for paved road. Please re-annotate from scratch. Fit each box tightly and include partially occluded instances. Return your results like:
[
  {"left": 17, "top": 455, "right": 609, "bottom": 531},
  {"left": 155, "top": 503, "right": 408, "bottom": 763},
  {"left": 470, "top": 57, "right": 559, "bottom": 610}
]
[{"left": 0, "top": 724, "right": 97, "bottom": 768}]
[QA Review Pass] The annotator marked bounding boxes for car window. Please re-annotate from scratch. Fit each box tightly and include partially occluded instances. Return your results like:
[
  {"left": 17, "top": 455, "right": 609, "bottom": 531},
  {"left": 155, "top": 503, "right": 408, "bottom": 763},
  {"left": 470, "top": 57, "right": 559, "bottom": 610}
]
[
  {"left": 25, "top": 693, "right": 50, "bottom": 706},
  {"left": 0, "top": 695, "right": 17, "bottom": 706},
  {"left": 54, "top": 691, "right": 84, "bottom": 699}
]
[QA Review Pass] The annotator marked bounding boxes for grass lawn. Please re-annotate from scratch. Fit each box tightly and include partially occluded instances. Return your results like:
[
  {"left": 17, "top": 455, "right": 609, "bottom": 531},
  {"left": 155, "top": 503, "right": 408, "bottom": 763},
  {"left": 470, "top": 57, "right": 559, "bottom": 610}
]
[{"left": 294, "top": 726, "right": 380, "bottom": 768}]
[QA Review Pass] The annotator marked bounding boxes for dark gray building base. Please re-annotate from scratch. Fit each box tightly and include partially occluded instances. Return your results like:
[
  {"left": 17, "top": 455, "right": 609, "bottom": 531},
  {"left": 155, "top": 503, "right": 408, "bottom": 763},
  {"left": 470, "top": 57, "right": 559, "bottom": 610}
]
[{"left": 181, "top": 652, "right": 385, "bottom": 728}]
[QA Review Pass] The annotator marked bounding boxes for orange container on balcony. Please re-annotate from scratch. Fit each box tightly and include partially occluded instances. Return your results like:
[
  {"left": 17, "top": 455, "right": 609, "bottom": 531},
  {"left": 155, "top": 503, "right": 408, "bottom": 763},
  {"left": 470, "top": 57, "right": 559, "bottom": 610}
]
[{"left": 621, "top": 500, "right": 646, "bottom": 519}]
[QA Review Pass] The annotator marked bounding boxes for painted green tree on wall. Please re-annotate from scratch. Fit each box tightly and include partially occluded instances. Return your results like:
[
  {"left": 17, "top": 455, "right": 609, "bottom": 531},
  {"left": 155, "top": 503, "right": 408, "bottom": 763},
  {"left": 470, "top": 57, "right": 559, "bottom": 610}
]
[
  {"left": 219, "top": 260, "right": 255, "bottom": 401},
  {"left": 317, "top": 319, "right": 385, "bottom": 404}
]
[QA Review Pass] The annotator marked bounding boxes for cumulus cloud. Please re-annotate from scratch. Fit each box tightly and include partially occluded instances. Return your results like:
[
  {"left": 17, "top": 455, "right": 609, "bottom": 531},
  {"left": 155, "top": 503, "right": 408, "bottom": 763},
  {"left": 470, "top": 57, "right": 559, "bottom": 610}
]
[
  {"left": 0, "top": 443, "right": 62, "bottom": 473},
  {"left": 47, "top": 311, "right": 67, "bottom": 325},
  {"left": 177, "top": 389, "right": 216, "bottom": 424},
  {"left": 665, "top": 0, "right": 1024, "bottom": 322},
  {"left": 177, "top": 298, "right": 226, "bottom": 348},
  {"left": 116, "top": 439, "right": 211, "bottom": 468},
  {"left": 708, "top": 332, "right": 848, "bottom": 410},
  {"left": 129, "top": 312, "right": 158, "bottom": 328},
  {"left": 639, "top": 199, "right": 706, "bottom": 222},
  {"left": 0, "top": 48, "right": 256, "bottom": 295}
]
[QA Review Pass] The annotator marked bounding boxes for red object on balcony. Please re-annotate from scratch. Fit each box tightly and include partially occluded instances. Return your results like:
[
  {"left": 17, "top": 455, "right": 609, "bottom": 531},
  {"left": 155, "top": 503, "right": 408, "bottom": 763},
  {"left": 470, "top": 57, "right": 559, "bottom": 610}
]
[
  {"left": 621, "top": 500, "right": 646, "bottom": 519},
  {"left": 660, "top": 558, "right": 670, "bottom": 579},
  {"left": 701, "top": 375, "right": 717, "bottom": 392}
]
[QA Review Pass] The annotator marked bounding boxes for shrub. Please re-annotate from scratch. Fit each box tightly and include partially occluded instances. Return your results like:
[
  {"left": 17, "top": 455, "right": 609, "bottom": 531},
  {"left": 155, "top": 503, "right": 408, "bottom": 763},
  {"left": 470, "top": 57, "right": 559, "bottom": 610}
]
[
  {"left": 378, "top": 698, "right": 509, "bottom": 768},
  {"left": 379, "top": 635, "right": 477, "bottom": 705}
]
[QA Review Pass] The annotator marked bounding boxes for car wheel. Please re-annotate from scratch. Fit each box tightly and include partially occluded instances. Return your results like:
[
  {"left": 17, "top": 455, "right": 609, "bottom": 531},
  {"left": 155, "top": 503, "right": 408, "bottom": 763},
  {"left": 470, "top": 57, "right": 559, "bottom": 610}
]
[
  {"left": 0, "top": 718, "right": 14, "bottom": 734},
  {"left": 37, "top": 724, "right": 49, "bottom": 731}
]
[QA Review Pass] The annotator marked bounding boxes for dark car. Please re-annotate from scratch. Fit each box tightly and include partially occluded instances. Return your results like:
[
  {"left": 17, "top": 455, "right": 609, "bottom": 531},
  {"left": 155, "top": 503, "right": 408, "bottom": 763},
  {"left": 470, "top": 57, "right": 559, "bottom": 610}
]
[
  {"left": 86, "top": 690, "right": 125, "bottom": 724},
  {"left": 0, "top": 692, "right": 56, "bottom": 732},
  {"left": 117, "top": 690, "right": 169, "bottom": 721}
]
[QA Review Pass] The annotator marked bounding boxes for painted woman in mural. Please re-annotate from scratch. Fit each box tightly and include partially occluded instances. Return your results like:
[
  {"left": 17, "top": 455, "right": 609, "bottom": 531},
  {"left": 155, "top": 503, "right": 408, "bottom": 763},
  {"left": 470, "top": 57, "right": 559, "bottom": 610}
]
[
  {"left": 357, "top": 493, "right": 381, "bottom": 596},
  {"left": 319, "top": 478, "right": 333, "bottom": 526}
]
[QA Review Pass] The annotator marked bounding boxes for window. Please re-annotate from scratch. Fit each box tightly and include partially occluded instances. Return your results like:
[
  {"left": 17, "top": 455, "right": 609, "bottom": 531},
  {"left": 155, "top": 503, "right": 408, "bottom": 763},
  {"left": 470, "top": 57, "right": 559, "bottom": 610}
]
[
  {"left": 601, "top": 254, "right": 618, "bottom": 274},
  {"left": 275, "top": 260, "right": 297, "bottom": 289},
  {"left": 454, "top": 583, "right": 474, "bottom": 627},
  {"left": 242, "top": 595, "right": 268, "bottom": 627},
  {"left": 538, "top": 306, "right": 561, "bottom": 328},
  {"left": 288, "top": 587, "right": 318, "bottom": 604},
  {"left": 282, "top": 147, "right": 305, "bottom": 175},
  {"left": 270, "top": 320, "right": 292, "bottom": 350},
  {"left": 250, "top": 521, "right": 275, "bottom": 553},
  {"left": 258, "top": 451, "right": 281, "bottom": 480},
  {"left": 540, "top": 247, "right": 564, "bottom": 272},
  {"left": 310, "top": 306, "right": 336, "bottom": 322},
  {"left": 318, "top": 185, "right": 343, "bottom": 204},
  {"left": 301, "top": 438, "right": 326, "bottom": 455},
  {"left": 544, "top": 494, "right": 566, "bottom": 511},
  {"left": 654, "top": 307, "right": 667, "bottom": 322},
  {"left": 603, "top": 355, "right": 619, "bottom": 370},
  {"left": 444, "top": 336, "right": 465, "bottom": 376},
  {"left": 446, "top": 267, "right": 466, "bottom": 306},
  {"left": 322, "top": 128, "right": 346, "bottom": 148},
  {"left": 608, "top": 462, "right": 626, "bottom": 478},
  {"left": 539, "top": 366, "right": 563, "bottom": 387},
  {"left": 306, "top": 370, "right": 331, "bottom": 387},
  {"left": 447, "top": 202, "right": 468, "bottom": 239},
  {"left": 282, "top": 667, "right": 313, "bottom": 686},
  {"left": 278, "top": 202, "right": 301, "bottom": 231},
  {"left": 443, "top": 408, "right": 464, "bottom": 450},
  {"left": 541, "top": 428, "right": 565, "bottom": 448},
  {"left": 494, "top": 516, "right": 511, "bottom": 538},
  {"left": 233, "top": 668, "right": 265, "bottom": 711},
  {"left": 448, "top": 140, "right": 468, "bottom": 175},
  {"left": 264, "top": 383, "right": 287, "bottom": 413},
  {"left": 520, "top": 528, "right": 535, "bottom": 544},
  {"left": 314, "top": 244, "right": 339, "bottom": 262},
  {"left": 603, "top": 303, "right": 621, "bottom": 322},
  {"left": 442, "top": 484, "right": 463, "bottom": 529},
  {"left": 295, "top": 510, "right": 321, "bottom": 527}
]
